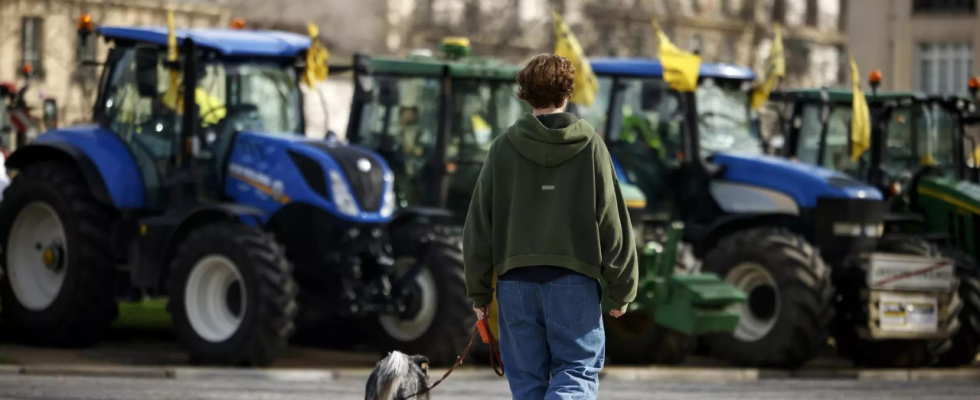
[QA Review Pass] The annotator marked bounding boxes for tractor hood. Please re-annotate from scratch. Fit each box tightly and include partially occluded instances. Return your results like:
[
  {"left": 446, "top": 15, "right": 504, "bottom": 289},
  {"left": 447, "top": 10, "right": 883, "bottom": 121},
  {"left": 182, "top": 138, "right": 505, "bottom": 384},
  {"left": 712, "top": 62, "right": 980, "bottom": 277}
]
[
  {"left": 917, "top": 176, "right": 980, "bottom": 214},
  {"left": 712, "top": 153, "right": 882, "bottom": 208},
  {"left": 223, "top": 131, "right": 394, "bottom": 223}
]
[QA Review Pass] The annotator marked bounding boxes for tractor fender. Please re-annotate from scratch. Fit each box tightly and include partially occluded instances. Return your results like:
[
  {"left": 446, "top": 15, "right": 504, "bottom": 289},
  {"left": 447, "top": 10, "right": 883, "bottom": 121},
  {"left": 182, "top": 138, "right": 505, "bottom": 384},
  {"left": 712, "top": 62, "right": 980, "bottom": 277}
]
[
  {"left": 693, "top": 213, "right": 799, "bottom": 258},
  {"left": 6, "top": 142, "right": 113, "bottom": 206},
  {"left": 132, "top": 204, "right": 265, "bottom": 291}
]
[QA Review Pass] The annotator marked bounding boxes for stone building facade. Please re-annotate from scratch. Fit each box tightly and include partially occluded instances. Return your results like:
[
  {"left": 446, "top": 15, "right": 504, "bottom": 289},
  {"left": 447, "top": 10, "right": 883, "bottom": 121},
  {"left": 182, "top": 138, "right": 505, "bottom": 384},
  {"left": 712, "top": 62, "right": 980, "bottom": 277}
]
[
  {"left": 0, "top": 0, "right": 229, "bottom": 125},
  {"left": 849, "top": 0, "right": 979, "bottom": 95},
  {"left": 384, "top": 0, "right": 847, "bottom": 88}
]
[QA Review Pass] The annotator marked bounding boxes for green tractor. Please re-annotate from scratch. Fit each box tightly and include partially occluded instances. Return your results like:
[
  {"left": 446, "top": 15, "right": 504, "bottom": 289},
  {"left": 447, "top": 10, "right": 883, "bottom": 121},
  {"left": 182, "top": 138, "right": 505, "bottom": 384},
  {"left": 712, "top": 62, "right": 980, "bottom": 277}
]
[
  {"left": 344, "top": 39, "right": 745, "bottom": 365},
  {"left": 770, "top": 84, "right": 980, "bottom": 366}
]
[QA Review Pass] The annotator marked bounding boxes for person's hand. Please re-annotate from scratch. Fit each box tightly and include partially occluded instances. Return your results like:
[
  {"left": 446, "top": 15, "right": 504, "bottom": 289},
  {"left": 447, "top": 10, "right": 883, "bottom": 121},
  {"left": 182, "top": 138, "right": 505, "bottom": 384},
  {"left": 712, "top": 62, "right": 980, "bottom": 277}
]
[
  {"left": 609, "top": 306, "right": 627, "bottom": 318},
  {"left": 474, "top": 307, "right": 488, "bottom": 320}
]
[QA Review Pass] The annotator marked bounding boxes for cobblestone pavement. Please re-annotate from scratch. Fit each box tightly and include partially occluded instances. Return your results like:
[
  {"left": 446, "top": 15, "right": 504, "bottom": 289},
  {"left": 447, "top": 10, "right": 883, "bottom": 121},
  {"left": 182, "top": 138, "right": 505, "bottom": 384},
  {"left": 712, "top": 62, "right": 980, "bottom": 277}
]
[{"left": 0, "top": 374, "right": 978, "bottom": 400}]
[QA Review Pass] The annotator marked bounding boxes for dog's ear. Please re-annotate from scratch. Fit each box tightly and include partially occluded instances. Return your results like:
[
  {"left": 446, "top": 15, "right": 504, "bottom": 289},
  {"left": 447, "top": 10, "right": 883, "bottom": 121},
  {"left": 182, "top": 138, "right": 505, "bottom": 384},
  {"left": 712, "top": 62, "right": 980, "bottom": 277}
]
[{"left": 410, "top": 355, "right": 430, "bottom": 372}]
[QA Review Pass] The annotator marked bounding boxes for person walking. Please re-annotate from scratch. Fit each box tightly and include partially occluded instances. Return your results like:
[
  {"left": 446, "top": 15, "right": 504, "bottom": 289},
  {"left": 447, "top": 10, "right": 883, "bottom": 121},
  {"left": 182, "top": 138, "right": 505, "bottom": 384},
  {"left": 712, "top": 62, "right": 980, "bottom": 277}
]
[{"left": 463, "top": 54, "right": 639, "bottom": 400}]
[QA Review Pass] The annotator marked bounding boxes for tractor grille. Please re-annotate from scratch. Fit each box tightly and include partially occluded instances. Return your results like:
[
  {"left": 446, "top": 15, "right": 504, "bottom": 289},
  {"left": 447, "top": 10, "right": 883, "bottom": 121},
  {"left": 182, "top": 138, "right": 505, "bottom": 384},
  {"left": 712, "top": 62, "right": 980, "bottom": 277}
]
[
  {"left": 812, "top": 197, "right": 885, "bottom": 266},
  {"left": 303, "top": 141, "right": 385, "bottom": 212}
]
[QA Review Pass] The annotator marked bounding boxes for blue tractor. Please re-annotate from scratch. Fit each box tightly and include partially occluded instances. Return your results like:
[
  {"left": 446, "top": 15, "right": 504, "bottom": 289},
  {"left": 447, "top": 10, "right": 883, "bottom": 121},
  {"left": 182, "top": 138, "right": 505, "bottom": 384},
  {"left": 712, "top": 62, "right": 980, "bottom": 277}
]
[
  {"left": 576, "top": 59, "right": 960, "bottom": 368},
  {"left": 0, "top": 25, "right": 471, "bottom": 366}
]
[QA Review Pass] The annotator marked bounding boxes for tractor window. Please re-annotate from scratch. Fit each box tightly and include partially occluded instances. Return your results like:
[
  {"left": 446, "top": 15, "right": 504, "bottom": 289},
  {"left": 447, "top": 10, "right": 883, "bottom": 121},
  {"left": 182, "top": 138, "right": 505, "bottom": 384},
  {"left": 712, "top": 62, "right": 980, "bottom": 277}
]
[
  {"left": 192, "top": 62, "right": 302, "bottom": 135},
  {"left": 447, "top": 79, "right": 525, "bottom": 164},
  {"left": 696, "top": 78, "right": 760, "bottom": 157},
  {"left": 573, "top": 76, "right": 613, "bottom": 138},
  {"left": 353, "top": 75, "right": 441, "bottom": 208},
  {"left": 884, "top": 106, "right": 921, "bottom": 178},
  {"left": 920, "top": 103, "right": 958, "bottom": 175},
  {"left": 797, "top": 104, "right": 867, "bottom": 176},
  {"left": 603, "top": 77, "right": 682, "bottom": 212},
  {"left": 445, "top": 79, "right": 527, "bottom": 213},
  {"left": 100, "top": 47, "right": 178, "bottom": 209},
  {"left": 221, "top": 63, "right": 303, "bottom": 134},
  {"left": 606, "top": 77, "right": 684, "bottom": 161}
]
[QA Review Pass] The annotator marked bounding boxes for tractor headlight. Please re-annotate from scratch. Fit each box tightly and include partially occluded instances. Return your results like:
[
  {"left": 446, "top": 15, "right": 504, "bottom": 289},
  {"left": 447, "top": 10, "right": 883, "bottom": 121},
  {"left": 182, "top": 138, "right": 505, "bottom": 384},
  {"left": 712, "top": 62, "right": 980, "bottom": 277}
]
[
  {"left": 833, "top": 222, "right": 883, "bottom": 237},
  {"left": 329, "top": 170, "right": 359, "bottom": 217},
  {"left": 379, "top": 175, "right": 395, "bottom": 218}
]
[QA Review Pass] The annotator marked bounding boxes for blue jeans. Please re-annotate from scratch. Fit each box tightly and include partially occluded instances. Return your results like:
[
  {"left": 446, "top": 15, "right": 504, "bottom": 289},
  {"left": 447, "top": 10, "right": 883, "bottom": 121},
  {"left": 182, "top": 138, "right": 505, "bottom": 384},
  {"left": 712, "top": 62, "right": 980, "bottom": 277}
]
[{"left": 496, "top": 274, "right": 604, "bottom": 400}]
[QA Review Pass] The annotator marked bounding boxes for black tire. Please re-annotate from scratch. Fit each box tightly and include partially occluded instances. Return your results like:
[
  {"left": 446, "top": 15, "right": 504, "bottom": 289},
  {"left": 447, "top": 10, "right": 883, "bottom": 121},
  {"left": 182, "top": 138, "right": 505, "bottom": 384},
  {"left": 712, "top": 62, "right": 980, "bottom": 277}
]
[
  {"left": 0, "top": 161, "right": 116, "bottom": 346},
  {"left": 376, "top": 228, "right": 473, "bottom": 367},
  {"left": 833, "top": 236, "right": 959, "bottom": 368},
  {"left": 604, "top": 312, "right": 692, "bottom": 364},
  {"left": 168, "top": 223, "right": 298, "bottom": 366},
  {"left": 700, "top": 227, "right": 834, "bottom": 368},
  {"left": 936, "top": 249, "right": 980, "bottom": 366}
]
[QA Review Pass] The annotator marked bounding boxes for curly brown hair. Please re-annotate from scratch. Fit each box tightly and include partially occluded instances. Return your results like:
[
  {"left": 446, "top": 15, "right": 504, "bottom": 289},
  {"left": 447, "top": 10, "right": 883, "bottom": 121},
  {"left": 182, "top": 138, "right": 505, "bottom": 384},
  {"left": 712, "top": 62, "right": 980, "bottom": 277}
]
[{"left": 516, "top": 54, "right": 575, "bottom": 109}]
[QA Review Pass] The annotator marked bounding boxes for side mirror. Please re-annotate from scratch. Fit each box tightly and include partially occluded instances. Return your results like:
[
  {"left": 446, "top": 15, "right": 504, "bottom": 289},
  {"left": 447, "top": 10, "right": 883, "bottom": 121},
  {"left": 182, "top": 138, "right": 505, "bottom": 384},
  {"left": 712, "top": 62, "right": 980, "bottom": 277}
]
[
  {"left": 43, "top": 99, "right": 58, "bottom": 128},
  {"left": 352, "top": 53, "right": 374, "bottom": 102},
  {"left": 134, "top": 47, "right": 159, "bottom": 98},
  {"left": 378, "top": 77, "right": 400, "bottom": 107}
]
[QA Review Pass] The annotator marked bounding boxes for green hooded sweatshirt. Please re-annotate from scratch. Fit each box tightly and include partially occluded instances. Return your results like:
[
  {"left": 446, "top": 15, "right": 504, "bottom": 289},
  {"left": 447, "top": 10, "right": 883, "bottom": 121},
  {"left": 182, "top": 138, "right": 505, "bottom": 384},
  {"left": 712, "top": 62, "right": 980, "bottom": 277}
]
[{"left": 463, "top": 112, "right": 639, "bottom": 310}]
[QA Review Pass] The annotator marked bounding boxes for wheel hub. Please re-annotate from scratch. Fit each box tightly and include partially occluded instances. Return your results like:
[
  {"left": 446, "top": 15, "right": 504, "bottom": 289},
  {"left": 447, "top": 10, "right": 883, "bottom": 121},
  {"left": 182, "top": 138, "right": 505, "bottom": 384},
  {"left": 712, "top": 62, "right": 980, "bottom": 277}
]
[
  {"left": 398, "top": 282, "right": 424, "bottom": 319},
  {"left": 378, "top": 257, "right": 438, "bottom": 342},
  {"left": 184, "top": 255, "right": 247, "bottom": 343},
  {"left": 40, "top": 243, "right": 64, "bottom": 273},
  {"left": 726, "top": 262, "right": 780, "bottom": 342},
  {"left": 8, "top": 202, "right": 68, "bottom": 311}
]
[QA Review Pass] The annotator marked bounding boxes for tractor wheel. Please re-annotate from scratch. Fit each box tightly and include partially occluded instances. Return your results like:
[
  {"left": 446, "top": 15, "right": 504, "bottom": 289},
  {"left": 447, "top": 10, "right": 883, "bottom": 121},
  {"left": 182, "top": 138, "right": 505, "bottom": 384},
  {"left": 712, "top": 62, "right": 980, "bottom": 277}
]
[
  {"left": 937, "top": 249, "right": 980, "bottom": 366},
  {"left": 833, "top": 236, "right": 959, "bottom": 368},
  {"left": 168, "top": 223, "right": 297, "bottom": 366},
  {"left": 604, "top": 312, "right": 692, "bottom": 364},
  {"left": 376, "top": 229, "right": 473, "bottom": 367},
  {"left": 0, "top": 161, "right": 116, "bottom": 347},
  {"left": 700, "top": 227, "right": 834, "bottom": 368}
]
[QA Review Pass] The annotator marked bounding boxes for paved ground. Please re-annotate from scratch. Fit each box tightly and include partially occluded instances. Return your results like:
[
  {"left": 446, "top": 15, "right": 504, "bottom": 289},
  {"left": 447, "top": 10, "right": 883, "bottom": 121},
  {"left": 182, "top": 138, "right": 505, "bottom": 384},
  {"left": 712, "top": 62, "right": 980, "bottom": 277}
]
[{"left": 0, "top": 374, "right": 978, "bottom": 400}]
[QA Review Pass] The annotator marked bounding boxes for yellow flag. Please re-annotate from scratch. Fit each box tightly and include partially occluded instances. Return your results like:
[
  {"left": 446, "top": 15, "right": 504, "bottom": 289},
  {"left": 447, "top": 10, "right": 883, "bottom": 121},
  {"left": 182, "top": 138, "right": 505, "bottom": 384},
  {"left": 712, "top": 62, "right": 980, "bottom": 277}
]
[
  {"left": 751, "top": 24, "right": 785, "bottom": 110},
  {"left": 552, "top": 10, "right": 598, "bottom": 106},
  {"left": 304, "top": 22, "right": 330, "bottom": 87},
  {"left": 850, "top": 57, "right": 871, "bottom": 161},
  {"left": 654, "top": 20, "right": 701, "bottom": 92},
  {"left": 162, "top": 10, "right": 181, "bottom": 109},
  {"left": 159, "top": 12, "right": 226, "bottom": 125}
]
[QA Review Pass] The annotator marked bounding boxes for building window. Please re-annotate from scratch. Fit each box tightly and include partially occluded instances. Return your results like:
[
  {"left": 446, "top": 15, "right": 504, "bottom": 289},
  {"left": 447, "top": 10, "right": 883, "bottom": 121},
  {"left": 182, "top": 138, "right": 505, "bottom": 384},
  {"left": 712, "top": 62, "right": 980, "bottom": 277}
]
[
  {"left": 772, "top": 0, "right": 787, "bottom": 24},
  {"left": 690, "top": 34, "right": 703, "bottom": 54},
  {"left": 913, "top": 0, "right": 975, "bottom": 13},
  {"left": 720, "top": 36, "right": 738, "bottom": 63},
  {"left": 721, "top": 0, "right": 732, "bottom": 15},
  {"left": 917, "top": 42, "right": 974, "bottom": 95},
  {"left": 805, "top": 0, "right": 819, "bottom": 26},
  {"left": 21, "top": 17, "right": 43, "bottom": 76}
]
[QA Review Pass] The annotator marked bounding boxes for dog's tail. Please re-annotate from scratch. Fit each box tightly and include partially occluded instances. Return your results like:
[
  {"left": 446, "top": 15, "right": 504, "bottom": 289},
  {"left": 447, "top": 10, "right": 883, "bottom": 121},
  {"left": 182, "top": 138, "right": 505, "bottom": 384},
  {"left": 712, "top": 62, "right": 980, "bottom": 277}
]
[{"left": 375, "top": 351, "right": 411, "bottom": 400}]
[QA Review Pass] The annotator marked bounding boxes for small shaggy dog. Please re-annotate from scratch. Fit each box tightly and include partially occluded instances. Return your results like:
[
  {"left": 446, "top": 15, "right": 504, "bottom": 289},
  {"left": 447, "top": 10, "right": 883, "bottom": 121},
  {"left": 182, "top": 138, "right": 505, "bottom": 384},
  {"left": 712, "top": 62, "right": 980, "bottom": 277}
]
[{"left": 365, "top": 351, "right": 430, "bottom": 400}]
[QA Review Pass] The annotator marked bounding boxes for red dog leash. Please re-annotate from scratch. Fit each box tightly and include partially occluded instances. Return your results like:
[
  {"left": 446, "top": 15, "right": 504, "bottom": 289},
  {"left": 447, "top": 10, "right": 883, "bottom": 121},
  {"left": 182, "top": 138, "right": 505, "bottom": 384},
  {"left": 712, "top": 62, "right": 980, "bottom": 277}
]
[{"left": 403, "top": 308, "right": 504, "bottom": 399}]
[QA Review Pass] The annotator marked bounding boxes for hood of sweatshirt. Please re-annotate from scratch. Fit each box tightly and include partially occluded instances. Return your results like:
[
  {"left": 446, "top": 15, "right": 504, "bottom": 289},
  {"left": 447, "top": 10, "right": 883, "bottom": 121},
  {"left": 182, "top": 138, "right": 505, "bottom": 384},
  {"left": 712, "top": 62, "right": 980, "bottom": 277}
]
[{"left": 506, "top": 112, "right": 596, "bottom": 167}]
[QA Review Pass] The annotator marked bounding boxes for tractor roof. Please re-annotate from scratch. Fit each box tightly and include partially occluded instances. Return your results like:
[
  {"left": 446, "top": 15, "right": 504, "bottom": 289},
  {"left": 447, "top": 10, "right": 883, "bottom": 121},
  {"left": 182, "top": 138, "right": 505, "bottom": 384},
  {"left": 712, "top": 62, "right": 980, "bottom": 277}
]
[
  {"left": 369, "top": 56, "right": 520, "bottom": 80},
  {"left": 589, "top": 58, "right": 755, "bottom": 81},
  {"left": 98, "top": 26, "right": 311, "bottom": 58}
]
